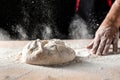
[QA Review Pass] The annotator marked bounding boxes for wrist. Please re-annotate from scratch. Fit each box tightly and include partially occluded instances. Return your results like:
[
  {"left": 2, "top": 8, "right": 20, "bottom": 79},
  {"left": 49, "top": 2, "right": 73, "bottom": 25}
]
[
  {"left": 100, "top": 22, "right": 119, "bottom": 29},
  {"left": 104, "top": 16, "right": 119, "bottom": 28}
]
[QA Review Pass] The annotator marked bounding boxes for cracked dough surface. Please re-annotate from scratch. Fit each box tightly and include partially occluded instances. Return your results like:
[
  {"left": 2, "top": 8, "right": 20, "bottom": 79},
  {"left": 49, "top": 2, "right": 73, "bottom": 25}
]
[{"left": 18, "top": 39, "right": 75, "bottom": 65}]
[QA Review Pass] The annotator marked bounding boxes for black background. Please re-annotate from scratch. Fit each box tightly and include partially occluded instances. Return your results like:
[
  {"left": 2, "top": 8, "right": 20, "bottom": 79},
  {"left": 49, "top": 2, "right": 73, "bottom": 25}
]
[{"left": 0, "top": 0, "right": 115, "bottom": 39}]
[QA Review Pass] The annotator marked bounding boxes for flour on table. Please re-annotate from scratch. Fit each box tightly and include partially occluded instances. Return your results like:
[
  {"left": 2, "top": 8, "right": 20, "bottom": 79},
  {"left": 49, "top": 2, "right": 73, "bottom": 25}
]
[{"left": 75, "top": 48, "right": 90, "bottom": 57}]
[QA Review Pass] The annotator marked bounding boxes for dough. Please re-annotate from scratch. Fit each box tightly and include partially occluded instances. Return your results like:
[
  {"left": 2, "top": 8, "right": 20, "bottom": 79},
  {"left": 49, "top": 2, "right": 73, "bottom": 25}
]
[{"left": 18, "top": 39, "right": 75, "bottom": 65}]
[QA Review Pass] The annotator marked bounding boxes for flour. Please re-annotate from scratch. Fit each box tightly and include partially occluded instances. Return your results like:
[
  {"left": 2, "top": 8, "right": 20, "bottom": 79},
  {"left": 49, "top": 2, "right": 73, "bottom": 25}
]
[{"left": 75, "top": 48, "right": 90, "bottom": 57}]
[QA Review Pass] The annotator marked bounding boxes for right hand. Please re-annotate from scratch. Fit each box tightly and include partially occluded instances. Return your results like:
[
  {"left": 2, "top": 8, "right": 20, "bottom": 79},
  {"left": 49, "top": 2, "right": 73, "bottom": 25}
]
[{"left": 87, "top": 26, "right": 119, "bottom": 55}]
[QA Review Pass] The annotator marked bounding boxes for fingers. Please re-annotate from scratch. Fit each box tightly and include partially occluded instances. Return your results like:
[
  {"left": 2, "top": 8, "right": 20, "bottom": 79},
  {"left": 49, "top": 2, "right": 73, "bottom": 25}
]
[
  {"left": 113, "top": 38, "right": 118, "bottom": 52},
  {"left": 91, "top": 38, "right": 118, "bottom": 55},
  {"left": 86, "top": 40, "right": 94, "bottom": 49},
  {"left": 91, "top": 37, "right": 100, "bottom": 54},
  {"left": 96, "top": 38, "right": 107, "bottom": 55},
  {"left": 102, "top": 38, "right": 112, "bottom": 55}
]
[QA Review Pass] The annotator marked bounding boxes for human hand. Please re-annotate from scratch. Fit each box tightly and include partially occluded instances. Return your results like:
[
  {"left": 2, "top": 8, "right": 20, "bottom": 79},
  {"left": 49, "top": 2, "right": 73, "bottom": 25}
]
[{"left": 87, "top": 26, "right": 119, "bottom": 55}]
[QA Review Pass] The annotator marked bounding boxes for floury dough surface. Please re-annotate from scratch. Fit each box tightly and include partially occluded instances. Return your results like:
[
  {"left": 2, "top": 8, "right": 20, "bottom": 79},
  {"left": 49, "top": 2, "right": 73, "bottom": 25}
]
[{"left": 18, "top": 39, "right": 76, "bottom": 65}]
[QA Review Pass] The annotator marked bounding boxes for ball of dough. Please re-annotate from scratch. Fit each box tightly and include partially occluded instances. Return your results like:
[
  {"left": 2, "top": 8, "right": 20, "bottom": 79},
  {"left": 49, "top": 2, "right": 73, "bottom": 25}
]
[{"left": 18, "top": 39, "right": 75, "bottom": 65}]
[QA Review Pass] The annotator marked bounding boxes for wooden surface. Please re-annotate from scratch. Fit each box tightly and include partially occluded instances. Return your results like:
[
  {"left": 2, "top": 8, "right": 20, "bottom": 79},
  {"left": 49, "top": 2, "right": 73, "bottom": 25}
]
[{"left": 0, "top": 39, "right": 120, "bottom": 80}]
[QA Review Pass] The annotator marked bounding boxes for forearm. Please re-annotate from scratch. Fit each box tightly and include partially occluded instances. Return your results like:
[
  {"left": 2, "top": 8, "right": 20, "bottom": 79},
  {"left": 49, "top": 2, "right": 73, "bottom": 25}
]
[{"left": 101, "top": 0, "right": 120, "bottom": 28}]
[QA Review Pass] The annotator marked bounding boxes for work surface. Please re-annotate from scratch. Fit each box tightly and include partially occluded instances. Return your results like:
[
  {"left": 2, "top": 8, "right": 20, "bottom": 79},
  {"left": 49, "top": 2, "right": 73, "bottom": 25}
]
[{"left": 0, "top": 40, "right": 120, "bottom": 80}]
